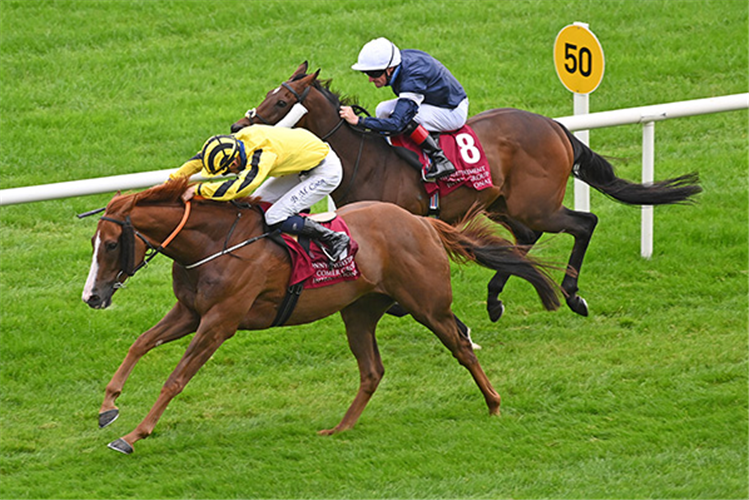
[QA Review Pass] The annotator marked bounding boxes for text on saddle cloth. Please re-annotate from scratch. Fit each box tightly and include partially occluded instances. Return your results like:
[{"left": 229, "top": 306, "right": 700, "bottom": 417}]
[
  {"left": 280, "top": 215, "right": 360, "bottom": 289},
  {"left": 391, "top": 124, "right": 493, "bottom": 196}
]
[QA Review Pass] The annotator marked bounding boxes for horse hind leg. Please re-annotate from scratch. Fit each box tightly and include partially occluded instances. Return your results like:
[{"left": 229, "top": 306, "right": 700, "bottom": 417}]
[
  {"left": 397, "top": 291, "right": 500, "bottom": 415},
  {"left": 99, "top": 301, "right": 199, "bottom": 429},
  {"left": 320, "top": 294, "right": 393, "bottom": 436},
  {"left": 545, "top": 207, "right": 598, "bottom": 316},
  {"left": 387, "top": 257, "right": 501, "bottom": 414}
]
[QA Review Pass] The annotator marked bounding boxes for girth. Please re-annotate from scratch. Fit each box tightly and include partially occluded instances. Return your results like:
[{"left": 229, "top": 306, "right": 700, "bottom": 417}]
[{"left": 268, "top": 231, "right": 312, "bottom": 327}]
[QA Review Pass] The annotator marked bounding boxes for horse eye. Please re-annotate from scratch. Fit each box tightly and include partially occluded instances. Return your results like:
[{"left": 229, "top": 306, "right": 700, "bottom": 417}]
[
  {"left": 277, "top": 100, "right": 288, "bottom": 108},
  {"left": 106, "top": 241, "right": 118, "bottom": 251}
]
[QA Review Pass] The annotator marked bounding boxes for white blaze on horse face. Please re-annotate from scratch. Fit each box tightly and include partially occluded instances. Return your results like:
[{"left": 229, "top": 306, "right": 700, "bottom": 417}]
[
  {"left": 82, "top": 231, "right": 102, "bottom": 302},
  {"left": 272, "top": 87, "right": 281, "bottom": 94}
]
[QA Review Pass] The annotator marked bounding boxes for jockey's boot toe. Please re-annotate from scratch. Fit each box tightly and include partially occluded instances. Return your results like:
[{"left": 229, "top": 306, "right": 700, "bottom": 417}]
[
  {"left": 425, "top": 154, "right": 457, "bottom": 180},
  {"left": 298, "top": 217, "right": 350, "bottom": 262},
  {"left": 323, "top": 232, "right": 350, "bottom": 262}
]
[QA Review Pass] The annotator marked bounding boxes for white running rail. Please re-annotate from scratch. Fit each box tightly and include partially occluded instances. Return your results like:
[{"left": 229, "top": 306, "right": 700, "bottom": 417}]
[
  {"left": 555, "top": 93, "right": 748, "bottom": 257},
  {"left": 1, "top": 93, "right": 747, "bottom": 256}
]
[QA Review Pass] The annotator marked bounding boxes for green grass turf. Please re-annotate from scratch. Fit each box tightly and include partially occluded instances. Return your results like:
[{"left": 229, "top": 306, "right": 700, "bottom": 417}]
[{"left": 1, "top": 0, "right": 747, "bottom": 498}]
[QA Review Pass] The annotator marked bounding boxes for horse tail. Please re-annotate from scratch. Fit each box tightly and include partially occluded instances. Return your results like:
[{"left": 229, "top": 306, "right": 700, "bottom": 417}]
[
  {"left": 559, "top": 123, "right": 703, "bottom": 205},
  {"left": 426, "top": 207, "right": 561, "bottom": 311}
]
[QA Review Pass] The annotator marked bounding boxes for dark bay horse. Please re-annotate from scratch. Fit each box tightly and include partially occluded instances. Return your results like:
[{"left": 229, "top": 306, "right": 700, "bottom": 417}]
[
  {"left": 231, "top": 62, "right": 702, "bottom": 321},
  {"left": 82, "top": 178, "right": 560, "bottom": 454}
]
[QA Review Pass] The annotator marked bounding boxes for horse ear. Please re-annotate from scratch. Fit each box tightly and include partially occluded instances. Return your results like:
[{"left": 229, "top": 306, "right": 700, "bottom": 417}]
[
  {"left": 292, "top": 61, "right": 309, "bottom": 78},
  {"left": 312, "top": 69, "right": 320, "bottom": 81},
  {"left": 298, "top": 70, "right": 319, "bottom": 87}
]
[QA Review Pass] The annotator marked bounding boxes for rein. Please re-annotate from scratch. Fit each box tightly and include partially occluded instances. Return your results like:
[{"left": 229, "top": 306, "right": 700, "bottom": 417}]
[
  {"left": 99, "top": 199, "right": 272, "bottom": 281},
  {"left": 329, "top": 105, "right": 371, "bottom": 204},
  {"left": 184, "top": 231, "right": 272, "bottom": 270},
  {"left": 183, "top": 201, "right": 274, "bottom": 269},
  {"left": 320, "top": 118, "right": 345, "bottom": 140}
]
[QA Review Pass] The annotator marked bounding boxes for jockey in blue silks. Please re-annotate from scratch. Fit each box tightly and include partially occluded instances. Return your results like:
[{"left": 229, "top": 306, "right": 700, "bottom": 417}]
[{"left": 340, "top": 37, "right": 469, "bottom": 181}]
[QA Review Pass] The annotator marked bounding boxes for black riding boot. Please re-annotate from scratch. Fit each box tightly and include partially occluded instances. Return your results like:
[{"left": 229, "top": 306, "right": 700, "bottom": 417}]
[
  {"left": 405, "top": 121, "right": 456, "bottom": 181},
  {"left": 297, "top": 217, "right": 350, "bottom": 262},
  {"left": 421, "top": 133, "right": 456, "bottom": 180}
]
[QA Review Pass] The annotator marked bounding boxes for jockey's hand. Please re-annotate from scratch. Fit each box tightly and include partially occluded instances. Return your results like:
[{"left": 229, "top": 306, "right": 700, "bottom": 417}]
[
  {"left": 339, "top": 106, "right": 360, "bottom": 126},
  {"left": 181, "top": 186, "right": 196, "bottom": 203}
]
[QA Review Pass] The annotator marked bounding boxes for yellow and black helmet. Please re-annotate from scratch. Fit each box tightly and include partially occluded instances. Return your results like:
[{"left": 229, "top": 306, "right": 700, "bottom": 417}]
[{"left": 201, "top": 135, "right": 241, "bottom": 176}]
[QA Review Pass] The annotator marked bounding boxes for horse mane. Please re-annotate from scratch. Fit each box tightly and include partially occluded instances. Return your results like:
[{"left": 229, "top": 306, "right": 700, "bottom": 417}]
[
  {"left": 106, "top": 177, "right": 189, "bottom": 214},
  {"left": 105, "top": 177, "right": 261, "bottom": 214},
  {"left": 137, "top": 177, "right": 192, "bottom": 204},
  {"left": 290, "top": 73, "right": 364, "bottom": 110}
]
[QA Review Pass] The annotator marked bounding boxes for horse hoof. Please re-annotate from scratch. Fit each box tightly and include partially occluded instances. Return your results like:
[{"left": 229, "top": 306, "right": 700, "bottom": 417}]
[
  {"left": 487, "top": 400, "right": 501, "bottom": 416},
  {"left": 566, "top": 295, "right": 589, "bottom": 316},
  {"left": 107, "top": 438, "right": 134, "bottom": 455},
  {"left": 487, "top": 300, "right": 505, "bottom": 322},
  {"left": 99, "top": 409, "right": 119, "bottom": 429}
]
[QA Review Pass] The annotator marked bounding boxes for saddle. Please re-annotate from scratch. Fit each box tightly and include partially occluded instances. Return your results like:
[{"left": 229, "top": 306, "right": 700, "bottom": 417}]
[
  {"left": 391, "top": 124, "right": 493, "bottom": 197},
  {"left": 268, "top": 213, "right": 359, "bottom": 326}
]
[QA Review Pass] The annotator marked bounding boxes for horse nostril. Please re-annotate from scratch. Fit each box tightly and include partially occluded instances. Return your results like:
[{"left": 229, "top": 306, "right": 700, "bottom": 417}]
[{"left": 230, "top": 124, "right": 241, "bottom": 133}]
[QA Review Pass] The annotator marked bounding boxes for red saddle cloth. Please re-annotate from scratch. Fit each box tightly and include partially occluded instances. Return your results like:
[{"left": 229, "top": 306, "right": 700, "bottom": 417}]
[
  {"left": 391, "top": 124, "right": 493, "bottom": 196},
  {"left": 280, "top": 216, "right": 360, "bottom": 289}
]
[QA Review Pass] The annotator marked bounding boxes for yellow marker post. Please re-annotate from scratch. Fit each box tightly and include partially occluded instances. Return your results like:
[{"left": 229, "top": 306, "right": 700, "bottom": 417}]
[
  {"left": 554, "top": 22, "right": 605, "bottom": 212},
  {"left": 554, "top": 23, "right": 605, "bottom": 94}
]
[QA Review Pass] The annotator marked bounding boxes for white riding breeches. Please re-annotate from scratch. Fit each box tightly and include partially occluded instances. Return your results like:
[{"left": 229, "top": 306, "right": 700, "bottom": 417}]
[
  {"left": 254, "top": 148, "right": 343, "bottom": 225},
  {"left": 375, "top": 97, "right": 469, "bottom": 132}
]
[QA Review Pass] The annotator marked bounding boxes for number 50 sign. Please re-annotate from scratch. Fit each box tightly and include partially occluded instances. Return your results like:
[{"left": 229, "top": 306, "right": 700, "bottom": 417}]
[{"left": 554, "top": 23, "right": 605, "bottom": 94}]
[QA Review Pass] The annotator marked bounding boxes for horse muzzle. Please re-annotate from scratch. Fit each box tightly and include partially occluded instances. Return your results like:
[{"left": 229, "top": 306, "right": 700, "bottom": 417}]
[
  {"left": 82, "top": 285, "right": 115, "bottom": 309},
  {"left": 230, "top": 121, "right": 247, "bottom": 134}
]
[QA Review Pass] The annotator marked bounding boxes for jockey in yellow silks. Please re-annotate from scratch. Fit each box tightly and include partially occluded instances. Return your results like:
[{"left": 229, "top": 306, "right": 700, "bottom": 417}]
[{"left": 171, "top": 125, "right": 349, "bottom": 261}]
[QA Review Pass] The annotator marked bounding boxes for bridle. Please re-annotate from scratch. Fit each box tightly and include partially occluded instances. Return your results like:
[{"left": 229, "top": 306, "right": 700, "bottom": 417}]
[
  {"left": 99, "top": 201, "right": 192, "bottom": 287},
  {"left": 97, "top": 200, "right": 277, "bottom": 284},
  {"left": 244, "top": 81, "right": 311, "bottom": 126}
]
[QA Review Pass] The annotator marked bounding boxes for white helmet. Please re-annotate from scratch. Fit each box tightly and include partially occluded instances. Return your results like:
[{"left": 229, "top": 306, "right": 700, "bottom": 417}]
[{"left": 351, "top": 37, "right": 401, "bottom": 72}]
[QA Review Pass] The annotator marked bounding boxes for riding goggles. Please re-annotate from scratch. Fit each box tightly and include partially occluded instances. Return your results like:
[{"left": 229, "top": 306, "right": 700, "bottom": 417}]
[{"left": 364, "top": 69, "right": 386, "bottom": 78}]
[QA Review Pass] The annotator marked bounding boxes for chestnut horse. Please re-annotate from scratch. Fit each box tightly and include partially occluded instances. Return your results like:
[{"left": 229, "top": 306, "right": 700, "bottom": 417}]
[
  {"left": 231, "top": 62, "right": 702, "bottom": 321},
  {"left": 82, "top": 178, "right": 560, "bottom": 455}
]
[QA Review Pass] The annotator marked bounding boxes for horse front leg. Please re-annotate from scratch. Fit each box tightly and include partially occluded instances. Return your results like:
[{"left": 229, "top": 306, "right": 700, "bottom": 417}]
[
  {"left": 107, "top": 309, "right": 241, "bottom": 455},
  {"left": 486, "top": 218, "right": 543, "bottom": 322},
  {"left": 99, "top": 301, "right": 199, "bottom": 428},
  {"left": 385, "top": 305, "right": 481, "bottom": 349}
]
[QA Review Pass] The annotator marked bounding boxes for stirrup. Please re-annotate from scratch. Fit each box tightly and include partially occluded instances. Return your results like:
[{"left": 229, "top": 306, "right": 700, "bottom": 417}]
[
  {"left": 321, "top": 244, "right": 348, "bottom": 262},
  {"left": 320, "top": 231, "right": 350, "bottom": 262}
]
